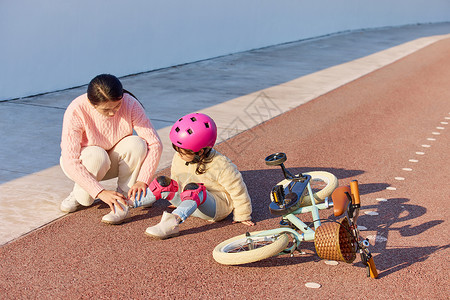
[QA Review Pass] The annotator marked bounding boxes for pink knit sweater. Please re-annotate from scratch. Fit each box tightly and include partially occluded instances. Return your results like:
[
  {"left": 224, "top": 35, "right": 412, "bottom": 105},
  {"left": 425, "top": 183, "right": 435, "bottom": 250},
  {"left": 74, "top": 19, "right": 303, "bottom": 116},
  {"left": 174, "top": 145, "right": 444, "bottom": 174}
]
[{"left": 61, "top": 93, "right": 162, "bottom": 198}]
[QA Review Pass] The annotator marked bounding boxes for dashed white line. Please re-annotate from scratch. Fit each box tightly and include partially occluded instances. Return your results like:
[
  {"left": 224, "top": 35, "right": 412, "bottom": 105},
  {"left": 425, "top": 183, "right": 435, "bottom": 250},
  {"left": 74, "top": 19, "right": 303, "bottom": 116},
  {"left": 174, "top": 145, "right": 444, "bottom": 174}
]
[
  {"left": 376, "top": 198, "right": 387, "bottom": 202},
  {"left": 421, "top": 144, "right": 431, "bottom": 148},
  {"left": 432, "top": 132, "right": 441, "bottom": 135},
  {"left": 436, "top": 127, "right": 445, "bottom": 130},
  {"left": 386, "top": 187, "right": 397, "bottom": 191},
  {"left": 305, "top": 282, "right": 322, "bottom": 289},
  {"left": 402, "top": 168, "right": 413, "bottom": 171},
  {"left": 427, "top": 138, "right": 436, "bottom": 141},
  {"left": 441, "top": 122, "right": 448, "bottom": 125},
  {"left": 365, "top": 211, "right": 379, "bottom": 216},
  {"left": 409, "top": 159, "right": 419, "bottom": 163},
  {"left": 395, "top": 177, "right": 405, "bottom": 181},
  {"left": 416, "top": 152, "right": 425, "bottom": 155},
  {"left": 367, "top": 235, "right": 388, "bottom": 243}
]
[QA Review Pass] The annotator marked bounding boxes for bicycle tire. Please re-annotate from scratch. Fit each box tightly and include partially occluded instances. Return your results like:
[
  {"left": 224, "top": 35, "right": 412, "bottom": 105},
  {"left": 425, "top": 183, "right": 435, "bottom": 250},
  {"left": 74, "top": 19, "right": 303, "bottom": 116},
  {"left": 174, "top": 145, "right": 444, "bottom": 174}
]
[
  {"left": 273, "top": 171, "right": 337, "bottom": 205},
  {"left": 213, "top": 231, "right": 290, "bottom": 265},
  {"left": 367, "top": 257, "right": 379, "bottom": 279}
]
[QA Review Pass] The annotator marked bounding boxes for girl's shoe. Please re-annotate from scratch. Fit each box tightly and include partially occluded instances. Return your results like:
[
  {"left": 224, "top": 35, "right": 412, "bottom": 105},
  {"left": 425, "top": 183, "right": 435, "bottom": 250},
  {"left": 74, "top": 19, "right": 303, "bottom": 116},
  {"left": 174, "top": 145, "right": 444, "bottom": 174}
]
[
  {"left": 60, "top": 193, "right": 80, "bottom": 213},
  {"left": 145, "top": 211, "right": 180, "bottom": 239},
  {"left": 101, "top": 202, "right": 129, "bottom": 225}
]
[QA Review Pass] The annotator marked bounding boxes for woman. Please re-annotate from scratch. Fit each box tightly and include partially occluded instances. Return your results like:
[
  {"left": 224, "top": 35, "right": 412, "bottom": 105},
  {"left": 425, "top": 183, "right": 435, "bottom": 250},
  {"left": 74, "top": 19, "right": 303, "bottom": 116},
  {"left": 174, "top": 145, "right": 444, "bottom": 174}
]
[{"left": 60, "top": 74, "right": 162, "bottom": 224}]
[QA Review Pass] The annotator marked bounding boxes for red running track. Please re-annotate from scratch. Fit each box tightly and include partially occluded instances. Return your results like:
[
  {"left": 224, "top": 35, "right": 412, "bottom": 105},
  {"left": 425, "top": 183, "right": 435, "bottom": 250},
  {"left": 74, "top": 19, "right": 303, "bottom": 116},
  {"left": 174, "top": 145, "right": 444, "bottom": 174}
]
[{"left": 1, "top": 38, "right": 449, "bottom": 299}]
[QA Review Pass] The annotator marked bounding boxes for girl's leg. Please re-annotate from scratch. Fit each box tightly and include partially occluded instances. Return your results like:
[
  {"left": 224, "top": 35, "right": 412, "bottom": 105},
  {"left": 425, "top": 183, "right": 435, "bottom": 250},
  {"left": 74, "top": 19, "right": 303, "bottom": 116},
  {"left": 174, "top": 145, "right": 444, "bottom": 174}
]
[
  {"left": 132, "top": 176, "right": 179, "bottom": 208},
  {"left": 145, "top": 183, "right": 216, "bottom": 239},
  {"left": 172, "top": 190, "right": 216, "bottom": 221},
  {"left": 60, "top": 146, "right": 111, "bottom": 208}
]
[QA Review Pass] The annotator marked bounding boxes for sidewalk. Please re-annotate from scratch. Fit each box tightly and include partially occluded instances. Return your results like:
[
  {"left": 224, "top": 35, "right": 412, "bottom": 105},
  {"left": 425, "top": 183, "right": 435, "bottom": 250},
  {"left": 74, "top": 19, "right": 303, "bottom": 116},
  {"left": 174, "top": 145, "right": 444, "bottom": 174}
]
[{"left": 0, "top": 23, "right": 449, "bottom": 246}]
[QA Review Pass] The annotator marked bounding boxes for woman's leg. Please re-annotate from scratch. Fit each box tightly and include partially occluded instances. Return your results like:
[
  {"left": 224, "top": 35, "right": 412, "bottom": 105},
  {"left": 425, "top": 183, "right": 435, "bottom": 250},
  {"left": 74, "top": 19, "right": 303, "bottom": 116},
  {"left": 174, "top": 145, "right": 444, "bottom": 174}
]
[
  {"left": 103, "top": 135, "right": 147, "bottom": 196},
  {"left": 60, "top": 146, "right": 111, "bottom": 207}
]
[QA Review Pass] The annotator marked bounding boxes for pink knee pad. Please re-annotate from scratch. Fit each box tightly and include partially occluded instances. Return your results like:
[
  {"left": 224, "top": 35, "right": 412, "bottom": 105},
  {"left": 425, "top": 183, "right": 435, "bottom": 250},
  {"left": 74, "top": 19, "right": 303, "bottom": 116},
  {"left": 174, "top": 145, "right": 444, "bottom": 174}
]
[
  {"left": 180, "top": 183, "right": 207, "bottom": 206},
  {"left": 149, "top": 176, "right": 179, "bottom": 200}
]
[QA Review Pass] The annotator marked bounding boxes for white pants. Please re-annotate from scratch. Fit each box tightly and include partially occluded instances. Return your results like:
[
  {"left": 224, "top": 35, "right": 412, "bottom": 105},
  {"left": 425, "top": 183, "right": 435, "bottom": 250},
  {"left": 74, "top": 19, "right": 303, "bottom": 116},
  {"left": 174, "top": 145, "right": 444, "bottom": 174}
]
[{"left": 61, "top": 135, "right": 147, "bottom": 206}]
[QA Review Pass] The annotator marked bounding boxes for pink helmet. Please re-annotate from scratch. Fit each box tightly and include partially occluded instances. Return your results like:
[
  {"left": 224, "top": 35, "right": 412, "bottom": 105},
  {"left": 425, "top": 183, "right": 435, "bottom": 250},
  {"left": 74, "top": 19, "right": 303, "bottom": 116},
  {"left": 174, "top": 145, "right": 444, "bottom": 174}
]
[{"left": 170, "top": 113, "right": 217, "bottom": 152}]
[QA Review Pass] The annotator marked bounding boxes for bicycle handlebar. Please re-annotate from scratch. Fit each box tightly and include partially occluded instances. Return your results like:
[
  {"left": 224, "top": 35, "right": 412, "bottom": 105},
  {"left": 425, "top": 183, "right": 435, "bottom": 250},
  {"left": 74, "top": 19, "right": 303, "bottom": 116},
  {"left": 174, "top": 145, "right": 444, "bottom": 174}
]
[{"left": 350, "top": 180, "right": 361, "bottom": 206}]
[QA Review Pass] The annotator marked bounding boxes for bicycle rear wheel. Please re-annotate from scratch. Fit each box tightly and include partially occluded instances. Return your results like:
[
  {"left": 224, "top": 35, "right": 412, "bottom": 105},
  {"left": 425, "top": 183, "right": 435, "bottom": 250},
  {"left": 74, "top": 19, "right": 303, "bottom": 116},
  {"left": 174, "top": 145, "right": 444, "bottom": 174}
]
[
  {"left": 301, "top": 171, "right": 338, "bottom": 205},
  {"left": 213, "top": 231, "right": 290, "bottom": 265}
]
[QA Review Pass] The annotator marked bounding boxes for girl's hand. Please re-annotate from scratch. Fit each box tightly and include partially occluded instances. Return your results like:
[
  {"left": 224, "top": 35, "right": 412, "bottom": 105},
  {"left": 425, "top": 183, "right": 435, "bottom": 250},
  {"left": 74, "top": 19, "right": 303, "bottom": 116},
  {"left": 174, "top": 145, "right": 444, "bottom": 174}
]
[
  {"left": 233, "top": 220, "right": 255, "bottom": 226},
  {"left": 128, "top": 181, "right": 148, "bottom": 201},
  {"left": 97, "top": 190, "right": 127, "bottom": 213}
]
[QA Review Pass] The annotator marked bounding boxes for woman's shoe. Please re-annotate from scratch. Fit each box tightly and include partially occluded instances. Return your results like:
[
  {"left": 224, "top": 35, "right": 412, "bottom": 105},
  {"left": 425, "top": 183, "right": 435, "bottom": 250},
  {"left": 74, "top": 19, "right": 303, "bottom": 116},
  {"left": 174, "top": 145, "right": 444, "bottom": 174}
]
[
  {"left": 101, "top": 202, "right": 129, "bottom": 225},
  {"left": 60, "top": 193, "right": 80, "bottom": 213}
]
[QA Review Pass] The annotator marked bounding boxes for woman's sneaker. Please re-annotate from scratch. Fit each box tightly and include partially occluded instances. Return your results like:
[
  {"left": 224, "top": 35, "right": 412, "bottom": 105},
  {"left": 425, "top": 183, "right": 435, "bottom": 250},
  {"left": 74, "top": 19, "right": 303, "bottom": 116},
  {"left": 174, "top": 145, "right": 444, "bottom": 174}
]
[
  {"left": 101, "top": 201, "right": 129, "bottom": 225},
  {"left": 60, "top": 193, "right": 80, "bottom": 213}
]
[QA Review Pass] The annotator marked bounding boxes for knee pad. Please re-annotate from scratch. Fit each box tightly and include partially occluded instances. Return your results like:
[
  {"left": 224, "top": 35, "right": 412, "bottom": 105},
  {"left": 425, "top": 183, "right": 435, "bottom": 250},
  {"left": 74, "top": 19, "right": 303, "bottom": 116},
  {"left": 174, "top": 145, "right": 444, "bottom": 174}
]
[
  {"left": 180, "top": 183, "right": 207, "bottom": 206},
  {"left": 149, "top": 176, "right": 179, "bottom": 200}
]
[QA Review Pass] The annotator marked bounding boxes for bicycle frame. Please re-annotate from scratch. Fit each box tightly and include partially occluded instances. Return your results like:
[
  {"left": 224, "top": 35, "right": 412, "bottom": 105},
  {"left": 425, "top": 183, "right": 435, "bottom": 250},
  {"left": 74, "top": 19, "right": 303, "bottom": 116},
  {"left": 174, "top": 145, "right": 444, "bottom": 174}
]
[{"left": 247, "top": 177, "right": 334, "bottom": 256}]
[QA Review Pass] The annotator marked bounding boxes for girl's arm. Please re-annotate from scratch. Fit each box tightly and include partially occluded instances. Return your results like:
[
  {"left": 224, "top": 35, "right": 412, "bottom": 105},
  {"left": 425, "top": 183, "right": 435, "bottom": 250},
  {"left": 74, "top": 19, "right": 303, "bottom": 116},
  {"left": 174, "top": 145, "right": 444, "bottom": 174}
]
[{"left": 218, "top": 160, "right": 253, "bottom": 223}]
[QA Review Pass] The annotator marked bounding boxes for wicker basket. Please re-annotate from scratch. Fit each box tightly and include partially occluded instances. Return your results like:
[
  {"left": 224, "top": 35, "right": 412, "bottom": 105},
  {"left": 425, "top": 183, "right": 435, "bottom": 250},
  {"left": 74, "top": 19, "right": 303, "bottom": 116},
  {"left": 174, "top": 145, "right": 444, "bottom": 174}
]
[{"left": 314, "top": 218, "right": 356, "bottom": 263}]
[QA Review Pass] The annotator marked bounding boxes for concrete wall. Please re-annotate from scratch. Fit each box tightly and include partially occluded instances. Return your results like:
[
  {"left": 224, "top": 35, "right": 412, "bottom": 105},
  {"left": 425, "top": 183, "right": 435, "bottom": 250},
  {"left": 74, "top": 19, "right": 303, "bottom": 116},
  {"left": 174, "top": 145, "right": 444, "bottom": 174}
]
[{"left": 1, "top": 0, "right": 449, "bottom": 100}]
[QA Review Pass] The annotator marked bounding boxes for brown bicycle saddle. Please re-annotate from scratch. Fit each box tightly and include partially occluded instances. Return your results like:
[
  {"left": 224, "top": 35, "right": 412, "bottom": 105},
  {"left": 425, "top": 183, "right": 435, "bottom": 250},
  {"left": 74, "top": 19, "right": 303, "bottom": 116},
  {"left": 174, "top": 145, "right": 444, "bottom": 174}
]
[{"left": 331, "top": 186, "right": 351, "bottom": 216}]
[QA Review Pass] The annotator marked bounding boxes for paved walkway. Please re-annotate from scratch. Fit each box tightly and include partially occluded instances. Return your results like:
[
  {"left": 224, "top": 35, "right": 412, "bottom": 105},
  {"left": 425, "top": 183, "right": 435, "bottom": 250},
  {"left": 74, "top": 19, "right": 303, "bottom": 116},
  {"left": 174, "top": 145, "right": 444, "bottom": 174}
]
[
  {"left": 0, "top": 23, "right": 449, "bottom": 299},
  {"left": 0, "top": 23, "right": 449, "bottom": 247}
]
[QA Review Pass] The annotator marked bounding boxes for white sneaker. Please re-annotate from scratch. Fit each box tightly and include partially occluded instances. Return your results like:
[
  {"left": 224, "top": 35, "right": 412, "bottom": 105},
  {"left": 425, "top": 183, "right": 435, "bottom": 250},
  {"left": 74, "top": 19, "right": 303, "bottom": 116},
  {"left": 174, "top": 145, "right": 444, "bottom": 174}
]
[
  {"left": 60, "top": 193, "right": 80, "bottom": 213},
  {"left": 145, "top": 211, "right": 180, "bottom": 239},
  {"left": 101, "top": 201, "right": 129, "bottom": 225}
]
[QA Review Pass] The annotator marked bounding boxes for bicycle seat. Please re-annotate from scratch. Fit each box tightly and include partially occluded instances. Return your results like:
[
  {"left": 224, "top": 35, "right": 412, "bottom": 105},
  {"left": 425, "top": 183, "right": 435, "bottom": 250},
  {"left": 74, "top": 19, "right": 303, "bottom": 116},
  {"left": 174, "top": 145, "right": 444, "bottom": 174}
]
[
  {"left": 331, "top": 186, "right": 351, "bottom": 216},
  {"left": 269, "top": 192, "right": 300, "bottom": 215}
]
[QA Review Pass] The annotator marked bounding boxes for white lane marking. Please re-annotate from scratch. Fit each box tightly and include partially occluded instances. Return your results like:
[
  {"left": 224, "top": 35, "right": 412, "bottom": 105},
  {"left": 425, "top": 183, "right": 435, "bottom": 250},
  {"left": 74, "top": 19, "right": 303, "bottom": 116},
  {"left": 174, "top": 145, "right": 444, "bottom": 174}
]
[
  {"left": 367, "top": 235, "right": 388, "bottom": 243},
  {"left": 376, "top": 198, "right": 387, "bottom": 202},
  {"left": 441, "top": 122, "right": 448, "bottom": 125},
  {"left": 436, "top": 127, "right": 445, "bottom": 130},
  {"left": 395, "top": 177, "right": 405, "bottom": 181},
  {"left": 421, "top": 144, "right": 431, "bottom": 148},
  {"left": 409, "top": 159, "right": 419, "bottom": 162},
  {"left": 402, "top": 168, "right": 412, "bottom": 171},
  {"left": 305, "top": 282, "right": 322, "bottom": 289},
  {"left": 324, "top": 260, "right": 339, "bottom": 266},
  {"left": 365, "top": 211, "right": 379, "bottom": 216},
  {"left": 386, "top": 187, "right": 397, "bottom": 191},
  {"left": 427, "top": 138, "right": 436, "bottom": 141},
  {"left": 416, "top": 152, "right": 425, "bottom": 155},
  {"left": 445, "top": 117, "right": 450, "bottom": 120},
  {"left": 432, "top": 132, "right": 441, "bottom": 135}
]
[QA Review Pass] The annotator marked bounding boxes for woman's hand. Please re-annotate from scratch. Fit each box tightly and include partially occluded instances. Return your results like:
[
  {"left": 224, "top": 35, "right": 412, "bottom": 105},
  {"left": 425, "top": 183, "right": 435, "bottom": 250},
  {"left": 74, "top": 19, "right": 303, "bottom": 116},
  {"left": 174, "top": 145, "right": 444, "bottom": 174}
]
[
  {"left": 97, "top": 190, "right": 127, "bottom": 213},
  {"left": 233, "top": 220, "right": 255, "bottom": 226},
  {"left": 128, "top": 181, "right": 148, "bottom": 201}
]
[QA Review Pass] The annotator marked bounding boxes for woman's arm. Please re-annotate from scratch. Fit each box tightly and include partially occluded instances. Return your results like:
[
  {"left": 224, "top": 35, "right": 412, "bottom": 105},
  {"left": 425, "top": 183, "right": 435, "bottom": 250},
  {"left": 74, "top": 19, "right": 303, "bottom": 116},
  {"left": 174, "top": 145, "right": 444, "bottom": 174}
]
[{"left": 60, "top": 109, "right": 105, "bottom": 198}]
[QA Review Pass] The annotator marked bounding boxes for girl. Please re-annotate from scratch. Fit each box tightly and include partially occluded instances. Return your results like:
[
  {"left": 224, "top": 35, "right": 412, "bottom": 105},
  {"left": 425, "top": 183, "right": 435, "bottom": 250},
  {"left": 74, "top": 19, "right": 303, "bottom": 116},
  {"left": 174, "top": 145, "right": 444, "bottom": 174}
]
[
  {"left": 60, "top": 74, "right": 162, "bottom": 224},
  {"left": 132, "top": 112, "right": 254, "bottom": 239}
]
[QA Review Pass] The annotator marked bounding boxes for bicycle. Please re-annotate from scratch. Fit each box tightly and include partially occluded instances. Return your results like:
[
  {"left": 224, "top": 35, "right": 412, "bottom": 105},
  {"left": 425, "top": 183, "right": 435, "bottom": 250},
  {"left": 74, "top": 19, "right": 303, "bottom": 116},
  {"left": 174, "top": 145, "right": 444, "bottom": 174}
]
[{"left": 212, "top": 152, "right": 378, "bottom": 278}]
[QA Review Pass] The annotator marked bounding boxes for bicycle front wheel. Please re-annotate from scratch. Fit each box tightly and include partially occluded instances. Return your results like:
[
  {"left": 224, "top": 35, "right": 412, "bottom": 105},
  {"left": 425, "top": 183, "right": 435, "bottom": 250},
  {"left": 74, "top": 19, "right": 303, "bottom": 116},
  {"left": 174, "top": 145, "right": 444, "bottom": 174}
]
[
  {"left": 213, "top": 231, "right": 290, "bottom": 265},
  {"left": 301, "top": 171, "right": 338, "bottom": 205}
]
